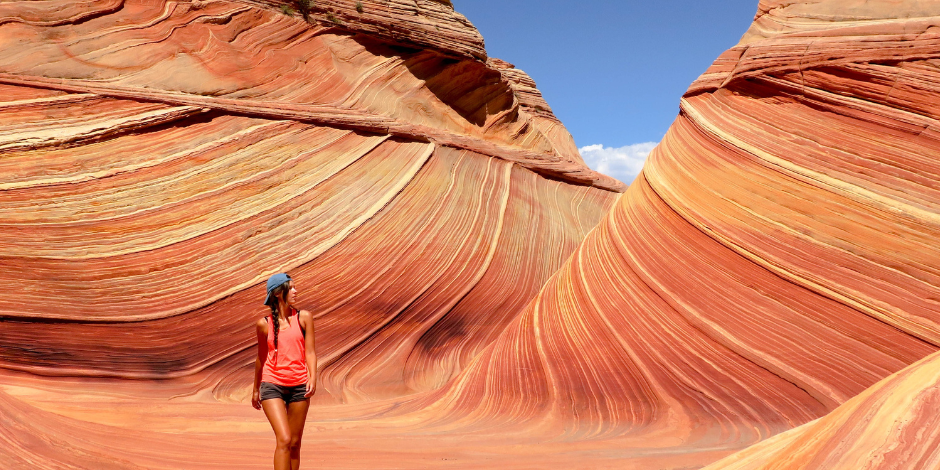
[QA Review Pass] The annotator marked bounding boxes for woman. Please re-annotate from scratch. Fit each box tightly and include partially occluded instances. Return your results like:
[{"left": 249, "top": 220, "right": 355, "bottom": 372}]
[{"left": 252, "top": 273, "right": 317, "bottom": 470}]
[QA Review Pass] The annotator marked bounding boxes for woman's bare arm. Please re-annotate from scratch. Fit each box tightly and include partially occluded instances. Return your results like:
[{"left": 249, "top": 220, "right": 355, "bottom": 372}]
[
  {"left": 251, "top": 317, "right": 268, "bottom": 410},
  {"left": 300, "top": 310, "right": 317, "bottom": 397}
]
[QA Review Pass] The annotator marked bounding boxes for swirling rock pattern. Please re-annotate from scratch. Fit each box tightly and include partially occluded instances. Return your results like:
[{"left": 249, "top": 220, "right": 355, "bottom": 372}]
[
  {"left": 0, "top": 0, "right": 620, "bottom": 373},
  {"left": 411, "top": 0, "right": 940, "bottom": 465},
  {"left": 3, "top": 0, "right": 940, "bottom": 469},
  {"left": 703, "top": 350, "right": 940, "bottom": 470},
  {"left": 0, "top": 0, "right": 621, "bottom": 467}
]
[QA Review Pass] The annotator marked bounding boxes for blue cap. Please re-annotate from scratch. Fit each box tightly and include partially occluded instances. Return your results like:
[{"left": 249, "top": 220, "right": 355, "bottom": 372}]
[{"left": 264, "top": 273, "right": 291, "bottom": 306}]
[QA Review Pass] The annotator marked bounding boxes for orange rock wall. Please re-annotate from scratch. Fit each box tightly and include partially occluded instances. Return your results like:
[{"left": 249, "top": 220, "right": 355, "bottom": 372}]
[
  {"left": 416, "top": 0, "right": 940, "bottom": 461},
  {"left": 0, "top": 0, "right": 619, "bottom": 381},
  {"left": 0, "top": 2, "right": 625, "bottom": 467},
  {"left": 703, "top": 350, "right": 940, "bottom": 469}
]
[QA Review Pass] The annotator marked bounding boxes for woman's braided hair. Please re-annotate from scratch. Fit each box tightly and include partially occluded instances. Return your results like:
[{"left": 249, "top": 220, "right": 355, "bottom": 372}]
[{"left": 268, "top": 281, "right": 292, "bottom": 352}]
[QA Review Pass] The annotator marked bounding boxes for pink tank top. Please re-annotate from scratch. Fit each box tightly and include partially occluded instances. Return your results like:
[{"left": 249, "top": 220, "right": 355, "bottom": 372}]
[{"left": 261, "top": 309, "right": 308, "bottom": 386}]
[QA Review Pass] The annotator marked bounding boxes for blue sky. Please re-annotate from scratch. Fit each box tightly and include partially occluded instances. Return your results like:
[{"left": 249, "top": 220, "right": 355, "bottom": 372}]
[{"left": 455, "top": 0, "right": 759, "bottom": 184}]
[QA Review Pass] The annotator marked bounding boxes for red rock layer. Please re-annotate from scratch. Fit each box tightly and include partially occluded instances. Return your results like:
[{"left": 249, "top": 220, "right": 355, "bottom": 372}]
[
  {"left": 703, "top": 350, "right": 940, "bottom": 470},
  {"left": 250, "top": 0, "right": 487, "bottom": 60},
  {"left": 0, "top": 0, "right": 612, "bottom": 188}
]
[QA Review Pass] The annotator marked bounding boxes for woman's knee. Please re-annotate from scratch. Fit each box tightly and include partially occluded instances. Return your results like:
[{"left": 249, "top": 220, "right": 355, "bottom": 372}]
[
  {"left": 289, "top": 435, "right": 302, "bottom": 452},
  {"left": 275, "top": 433, "right": 293, "bottom": 451},
  {"left": 275, "top": 433, "right": 302, "bottom": 451}
]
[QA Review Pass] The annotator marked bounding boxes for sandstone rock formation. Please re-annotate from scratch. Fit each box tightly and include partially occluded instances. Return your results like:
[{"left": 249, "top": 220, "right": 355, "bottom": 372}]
[
  {"left": 0, "top": 1, "right": 621, "bottom": 467},
  {"left": 0, "top": 0, "right": 619, "bottom": 383},
  {"left": 414, "top": 0, "right": 940, "bottom": 464},
  {"left": 703, "top": 350, "right": 940, "bottom": 470},
  {"left": 2, "top": 0, "right": 940, "bottom": 469}
]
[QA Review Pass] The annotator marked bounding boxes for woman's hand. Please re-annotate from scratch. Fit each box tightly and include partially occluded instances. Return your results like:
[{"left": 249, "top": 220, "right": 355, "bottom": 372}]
[
  {"left": 305, "top": 377, "right": 317, "bottom": 398},
  {"left": 251, "top": 390, "right": 262, "bottom": 410}
]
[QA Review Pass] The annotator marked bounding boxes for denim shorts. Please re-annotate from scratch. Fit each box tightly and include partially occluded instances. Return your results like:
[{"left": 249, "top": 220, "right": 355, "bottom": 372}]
[{"left": 259, "top": 382, "right": 308, "bottom": 404}]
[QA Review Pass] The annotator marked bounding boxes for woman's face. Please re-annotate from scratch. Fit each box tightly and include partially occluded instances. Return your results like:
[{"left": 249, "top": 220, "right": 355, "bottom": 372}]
[{"left": 287, "top": 282, "right": 297, "bottom": 306}]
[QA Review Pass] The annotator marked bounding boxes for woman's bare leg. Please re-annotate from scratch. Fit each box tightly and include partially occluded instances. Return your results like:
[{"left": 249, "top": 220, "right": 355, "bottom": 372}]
[
  {"left": 286, "top": 399, "right": 310, "bottom": 470},
  {"left": 261, "top": 398, "right": 292, "bottom": 470}
]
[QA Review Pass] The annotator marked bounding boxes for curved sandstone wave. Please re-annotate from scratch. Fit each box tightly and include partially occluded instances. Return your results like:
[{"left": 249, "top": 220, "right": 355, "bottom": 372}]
[
  {"left": 412, "top": 0, "right": 940, "bottom": 462},
  {"left": 0, "top": 0, "right": 621, "bottom": 395},
  {"left": 703, "top": 350, "right": 940, "bottom": 470},
  {"left": 3, "top": 0, "right": 940, "bottom": 469}
]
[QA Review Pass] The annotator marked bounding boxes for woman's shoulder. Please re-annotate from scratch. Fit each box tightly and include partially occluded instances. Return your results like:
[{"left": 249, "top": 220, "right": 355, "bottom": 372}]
[
  {"left": 298, "top": 309, "right": 314, "bottom": 327},
  {"left": 255, "top": 316, "right": 269, "bottom": 334}
]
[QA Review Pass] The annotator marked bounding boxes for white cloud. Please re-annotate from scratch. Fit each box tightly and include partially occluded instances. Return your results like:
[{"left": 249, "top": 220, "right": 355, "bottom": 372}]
[{"left": 579, "top": 142, "right": 658, "bottom": 186}]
